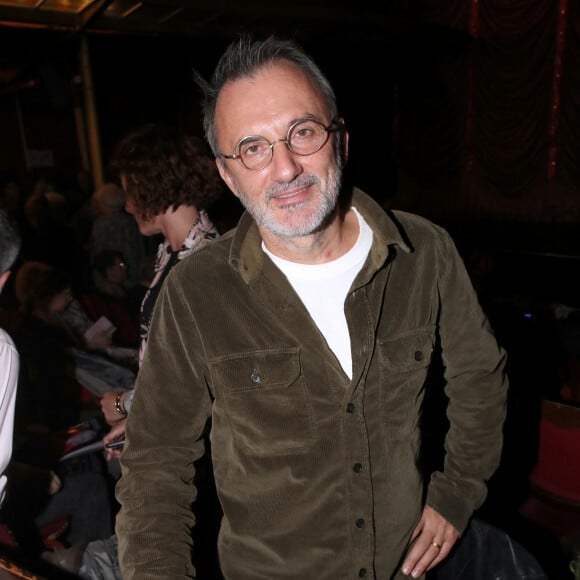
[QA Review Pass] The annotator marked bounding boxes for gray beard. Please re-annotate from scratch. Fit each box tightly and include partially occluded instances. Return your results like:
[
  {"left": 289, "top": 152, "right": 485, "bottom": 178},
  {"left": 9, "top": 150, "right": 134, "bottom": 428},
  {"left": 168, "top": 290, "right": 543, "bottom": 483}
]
[{"left": 236, "top": 164, "right": 343, "bottom": 238}]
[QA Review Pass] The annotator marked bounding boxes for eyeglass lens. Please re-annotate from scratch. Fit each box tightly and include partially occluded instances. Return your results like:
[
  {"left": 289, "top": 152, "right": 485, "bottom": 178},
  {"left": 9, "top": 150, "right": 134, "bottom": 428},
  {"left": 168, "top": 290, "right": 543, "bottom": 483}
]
[{"left": 238, "top": 120, "right": 331, "bottom": 170}]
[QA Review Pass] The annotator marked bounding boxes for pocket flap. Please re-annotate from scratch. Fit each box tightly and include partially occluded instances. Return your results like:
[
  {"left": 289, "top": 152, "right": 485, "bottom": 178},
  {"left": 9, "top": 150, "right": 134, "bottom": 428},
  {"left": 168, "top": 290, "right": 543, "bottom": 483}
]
[
  {"left": 380, "top": 328, "right": 435, "bottom": 370},
  {"left": 212, "top": 347, "right": 300, "bottom": 392}
]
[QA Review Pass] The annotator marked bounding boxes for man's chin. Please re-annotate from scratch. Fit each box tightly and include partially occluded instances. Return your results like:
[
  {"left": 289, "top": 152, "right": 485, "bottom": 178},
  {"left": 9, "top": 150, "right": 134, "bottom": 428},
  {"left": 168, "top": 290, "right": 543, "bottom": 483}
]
[{"left": 262, "top": 216, "right": 324, "bottom": 238}]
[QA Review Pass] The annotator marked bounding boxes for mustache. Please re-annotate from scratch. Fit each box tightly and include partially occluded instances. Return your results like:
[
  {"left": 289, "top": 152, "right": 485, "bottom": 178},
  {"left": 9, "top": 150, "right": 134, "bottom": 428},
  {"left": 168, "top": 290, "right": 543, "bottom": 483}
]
[{"left": 266, "top": 174, "right": 320, "bottom": 199}]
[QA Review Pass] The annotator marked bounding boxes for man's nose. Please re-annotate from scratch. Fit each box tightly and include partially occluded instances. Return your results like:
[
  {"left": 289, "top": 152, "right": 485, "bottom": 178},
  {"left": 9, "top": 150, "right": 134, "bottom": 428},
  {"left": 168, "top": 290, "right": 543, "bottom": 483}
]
[{"left": 269, "top": 139, "right": 302, "bottom": 178}]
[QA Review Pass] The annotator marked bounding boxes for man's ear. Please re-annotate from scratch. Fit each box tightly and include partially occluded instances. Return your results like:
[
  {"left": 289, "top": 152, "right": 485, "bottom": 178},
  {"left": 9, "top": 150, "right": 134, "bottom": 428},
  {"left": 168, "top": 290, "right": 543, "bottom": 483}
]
[
  {"left": 215, "top": 158, "right": 240, "bottom": 199},
  {"left": 0, "top": 270, "right": 11, "bottom": 294}
]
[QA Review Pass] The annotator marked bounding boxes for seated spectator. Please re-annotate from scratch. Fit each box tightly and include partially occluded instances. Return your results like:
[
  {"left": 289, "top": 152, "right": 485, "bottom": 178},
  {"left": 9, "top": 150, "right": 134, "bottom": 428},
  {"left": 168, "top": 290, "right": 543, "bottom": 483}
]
[
  {"left": 80, "top": 250, "right": 144, "bottom": 349},
  {"left": 12, "top": 261, "right": 135, "bottom": 402},
  {"left": 12, "top": 261, "right": 86, "bottom": 432},
  {"left": 90, "top": 183, "right": 145, "bottom": 291}
]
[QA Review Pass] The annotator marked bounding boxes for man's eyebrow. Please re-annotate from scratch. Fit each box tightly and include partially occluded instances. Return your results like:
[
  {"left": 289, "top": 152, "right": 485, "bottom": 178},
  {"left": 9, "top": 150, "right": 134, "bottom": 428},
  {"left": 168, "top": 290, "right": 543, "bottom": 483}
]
[
  {"left": 289, "top": 113, "right": 323, "bottom": 126},
  {"left": 235, "top": 114, "right": 323, "bottom": 143}
]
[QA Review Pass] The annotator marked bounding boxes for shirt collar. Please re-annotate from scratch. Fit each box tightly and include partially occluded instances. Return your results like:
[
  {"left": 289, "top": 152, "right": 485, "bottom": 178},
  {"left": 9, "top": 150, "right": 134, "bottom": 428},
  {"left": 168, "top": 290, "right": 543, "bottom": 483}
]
[{"left": 229, "top": 187, "right": 411, "bottom": 284}]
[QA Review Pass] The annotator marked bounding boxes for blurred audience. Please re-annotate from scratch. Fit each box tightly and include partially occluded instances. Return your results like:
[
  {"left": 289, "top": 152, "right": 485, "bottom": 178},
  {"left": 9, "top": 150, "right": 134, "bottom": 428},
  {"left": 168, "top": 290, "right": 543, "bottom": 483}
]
[
  {"left": 0, "top": 169, "right": 144, "bottom": 575},
  {"left": 0, "top": 260, "right": 115, "bottom": 571},
  {"left": 59, "top": 123, "right": 223, "bottom": 579}
]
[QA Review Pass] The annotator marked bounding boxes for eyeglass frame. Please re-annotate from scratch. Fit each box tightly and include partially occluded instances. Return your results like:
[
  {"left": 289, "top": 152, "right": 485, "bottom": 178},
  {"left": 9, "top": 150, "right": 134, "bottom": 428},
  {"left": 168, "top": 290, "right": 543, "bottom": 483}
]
[{"left": 218, "top": 117, "right": 342, "bottom": 171}]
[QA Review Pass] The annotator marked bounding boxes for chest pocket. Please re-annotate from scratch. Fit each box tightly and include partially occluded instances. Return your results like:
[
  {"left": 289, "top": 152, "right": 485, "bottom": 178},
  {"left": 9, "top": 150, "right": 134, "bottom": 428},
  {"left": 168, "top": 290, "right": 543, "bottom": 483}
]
[
  {"left": 211, "top": 348, "right": 316, "bottom": 455},
  {"left": 378, "top": 326, "right": 436, "bottom": 436}
]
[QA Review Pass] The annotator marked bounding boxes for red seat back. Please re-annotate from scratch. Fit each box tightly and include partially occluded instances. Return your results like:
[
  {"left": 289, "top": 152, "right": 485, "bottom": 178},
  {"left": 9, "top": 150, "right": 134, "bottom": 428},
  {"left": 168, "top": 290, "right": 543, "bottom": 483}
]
[{"left": 529, "top": 400, "right": 580, "bottom": 504}]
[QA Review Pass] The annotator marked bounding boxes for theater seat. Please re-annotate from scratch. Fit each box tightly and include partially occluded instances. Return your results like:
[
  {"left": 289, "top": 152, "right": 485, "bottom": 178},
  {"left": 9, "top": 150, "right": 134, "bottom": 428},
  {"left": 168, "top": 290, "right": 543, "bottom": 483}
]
[{"left": 518, "top": 399, "right": 580, "bottom": 538}]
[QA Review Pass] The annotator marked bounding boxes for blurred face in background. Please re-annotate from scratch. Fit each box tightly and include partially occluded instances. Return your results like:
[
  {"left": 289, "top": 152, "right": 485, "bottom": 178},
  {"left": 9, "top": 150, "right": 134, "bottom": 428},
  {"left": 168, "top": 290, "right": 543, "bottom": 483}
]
[
  {"left": 106, "top": 257, "right": 128, "bottom": 286},
  {"left": 48, "top": 287, "right": 73, "bottom": 315}
]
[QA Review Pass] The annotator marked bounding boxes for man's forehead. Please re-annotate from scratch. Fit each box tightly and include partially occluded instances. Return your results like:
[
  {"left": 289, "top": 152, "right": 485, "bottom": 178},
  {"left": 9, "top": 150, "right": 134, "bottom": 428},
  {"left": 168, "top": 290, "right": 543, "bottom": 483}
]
[
  {"left": 215, "top": 62, "right": 328, "bottom": 138},
  {"left": 218, "top": 62, "right": 312, "bottom": 105}
]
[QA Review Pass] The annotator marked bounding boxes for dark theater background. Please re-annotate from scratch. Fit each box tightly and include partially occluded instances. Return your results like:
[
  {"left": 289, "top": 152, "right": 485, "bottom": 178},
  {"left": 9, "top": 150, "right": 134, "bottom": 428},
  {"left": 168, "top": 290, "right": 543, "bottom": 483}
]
[{"left": 1, "top": 1, "right": 580, "bottom": 579}]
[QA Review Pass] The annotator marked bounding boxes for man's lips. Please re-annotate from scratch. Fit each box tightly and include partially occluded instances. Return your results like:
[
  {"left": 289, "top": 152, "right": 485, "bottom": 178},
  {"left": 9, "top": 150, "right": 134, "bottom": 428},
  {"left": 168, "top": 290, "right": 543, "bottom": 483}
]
[{"left": 270, "top": 183, "right": 311, "bottom": 202}]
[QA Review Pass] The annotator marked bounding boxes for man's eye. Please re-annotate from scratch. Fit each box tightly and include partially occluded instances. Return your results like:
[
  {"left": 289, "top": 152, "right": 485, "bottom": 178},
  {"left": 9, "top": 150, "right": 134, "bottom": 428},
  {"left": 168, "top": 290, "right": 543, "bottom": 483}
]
[
  {"left": 242, "top": 141, "right": 268, "bottom": 157},
  {"left": 294, "top": 127, "right": 314, "bottom": 139}
]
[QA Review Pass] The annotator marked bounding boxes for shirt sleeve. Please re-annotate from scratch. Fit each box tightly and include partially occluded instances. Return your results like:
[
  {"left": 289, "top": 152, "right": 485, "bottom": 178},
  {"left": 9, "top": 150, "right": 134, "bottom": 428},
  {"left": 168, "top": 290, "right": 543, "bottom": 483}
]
[
  {"left": 0, "top": 331, "right": 20, "bottom": 507},
  {"left": 425, "top": 229, "right": 509, "bottom": 533},
  {"left": 115, "top": 272, "right": 213, "bottom": 579}
]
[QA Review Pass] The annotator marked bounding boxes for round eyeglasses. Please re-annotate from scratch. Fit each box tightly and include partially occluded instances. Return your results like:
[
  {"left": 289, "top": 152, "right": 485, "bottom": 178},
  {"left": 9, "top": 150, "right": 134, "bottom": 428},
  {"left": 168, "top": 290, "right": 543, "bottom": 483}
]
[{"left": 219, "top": 118, "right": 341, "bottom": 171}]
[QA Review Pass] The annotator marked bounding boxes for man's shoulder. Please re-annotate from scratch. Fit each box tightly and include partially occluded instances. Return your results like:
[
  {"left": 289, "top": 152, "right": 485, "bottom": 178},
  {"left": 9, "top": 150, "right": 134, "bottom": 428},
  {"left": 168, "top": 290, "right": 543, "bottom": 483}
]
[
  {"left": 351, "top": 189, "right": 450, "bottom": 246},
  {"left": 388, "top": 209, "right": 451, "bottom": 242},
  {"left": 389, "top": 209, "right": 442, "bottom": 229}
]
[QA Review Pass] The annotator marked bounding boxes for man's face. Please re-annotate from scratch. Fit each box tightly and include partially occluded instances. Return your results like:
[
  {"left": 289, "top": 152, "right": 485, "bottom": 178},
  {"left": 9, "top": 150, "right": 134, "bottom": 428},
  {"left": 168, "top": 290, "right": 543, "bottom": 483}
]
[{"left": 214, "top": 61, "right": 347, "bottom": 240}]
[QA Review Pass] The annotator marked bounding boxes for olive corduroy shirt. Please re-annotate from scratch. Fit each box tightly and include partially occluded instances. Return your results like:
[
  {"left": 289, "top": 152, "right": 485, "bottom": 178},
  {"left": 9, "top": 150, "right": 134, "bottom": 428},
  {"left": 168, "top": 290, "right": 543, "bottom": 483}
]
[{"left": 116, "top": 187, "right": 508, "bottom": 580}]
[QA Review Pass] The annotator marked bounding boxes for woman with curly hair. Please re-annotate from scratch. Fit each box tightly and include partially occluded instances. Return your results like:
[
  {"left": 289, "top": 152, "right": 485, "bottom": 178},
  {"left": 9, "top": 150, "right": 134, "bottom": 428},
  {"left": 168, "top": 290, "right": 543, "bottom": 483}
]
[{"left": 99, "top": 123, "right": 225, "bottom": 428}]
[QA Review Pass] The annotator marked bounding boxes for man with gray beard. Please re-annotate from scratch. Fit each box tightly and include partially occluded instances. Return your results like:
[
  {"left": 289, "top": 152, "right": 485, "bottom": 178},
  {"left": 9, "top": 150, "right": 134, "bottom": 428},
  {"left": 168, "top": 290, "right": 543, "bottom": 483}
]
[{"left": 116, "top": 36, "right": 508, "bottom": 580}]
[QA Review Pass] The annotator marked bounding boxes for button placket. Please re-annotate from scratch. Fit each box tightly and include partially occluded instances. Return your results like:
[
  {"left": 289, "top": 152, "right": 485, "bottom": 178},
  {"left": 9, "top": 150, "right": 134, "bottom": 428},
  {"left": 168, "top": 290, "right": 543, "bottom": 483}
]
[{"left": 344, "top": 382, "right": 373, "bottom": 580}]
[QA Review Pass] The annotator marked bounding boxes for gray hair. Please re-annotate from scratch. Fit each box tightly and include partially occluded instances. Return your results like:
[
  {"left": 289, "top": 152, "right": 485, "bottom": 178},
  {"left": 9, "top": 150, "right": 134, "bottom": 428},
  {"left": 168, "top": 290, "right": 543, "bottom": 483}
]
[
  {"left": 195, "top": 35, "right": 339, "bottom": 157},
  {"left": 0, "top": 209, "right": 21, "bottom": 275}
]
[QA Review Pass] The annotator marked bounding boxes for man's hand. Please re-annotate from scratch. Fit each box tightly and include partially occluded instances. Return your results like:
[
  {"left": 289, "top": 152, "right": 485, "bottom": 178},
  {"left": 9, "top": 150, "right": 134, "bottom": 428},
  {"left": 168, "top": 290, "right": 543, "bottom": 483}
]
[
  {"left": 401, "top": 505, "right": 459, "bottom": 578},
  {"left": 103, "top": 419, "right": 126, "bottom": 461}
]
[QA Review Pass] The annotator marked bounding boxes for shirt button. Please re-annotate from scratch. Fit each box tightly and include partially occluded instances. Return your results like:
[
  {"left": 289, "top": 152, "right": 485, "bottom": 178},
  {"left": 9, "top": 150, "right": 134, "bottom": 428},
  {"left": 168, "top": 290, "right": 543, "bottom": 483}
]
[
  {"left": 250, "top": 372, "right": 262, "bottom": 384},
  {"left": 353, "top": 463, "right": 363, "bottom": 473},
  {"left": 358, "top": 569, "right": 367, "bottom": 577},
  {"left": 414, "top": 350, "right": 424, "bottom": 361},
  {"left": 355, "top": 518, "right": 365, "bottom": 528},
  {"left": 346, "top": 403, "right": 355, "bottom": 413}
]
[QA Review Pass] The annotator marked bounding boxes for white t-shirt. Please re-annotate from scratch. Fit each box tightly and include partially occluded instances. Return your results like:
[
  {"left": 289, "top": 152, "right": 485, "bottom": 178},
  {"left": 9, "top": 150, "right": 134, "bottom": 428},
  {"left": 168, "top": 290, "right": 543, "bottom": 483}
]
[
  {"left": 0, "top": 327, "right": 19, "bottom": 507},
  {"left": 263, "top": 208, "right": 372, "bottom": 379}
]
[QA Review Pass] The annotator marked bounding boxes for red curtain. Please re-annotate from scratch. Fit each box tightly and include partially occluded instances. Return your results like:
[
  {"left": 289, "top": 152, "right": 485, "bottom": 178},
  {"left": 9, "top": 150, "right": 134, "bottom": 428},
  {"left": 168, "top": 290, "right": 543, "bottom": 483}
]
[{"left": 391, "top": 0, "right": 580, "bottom": 222}]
